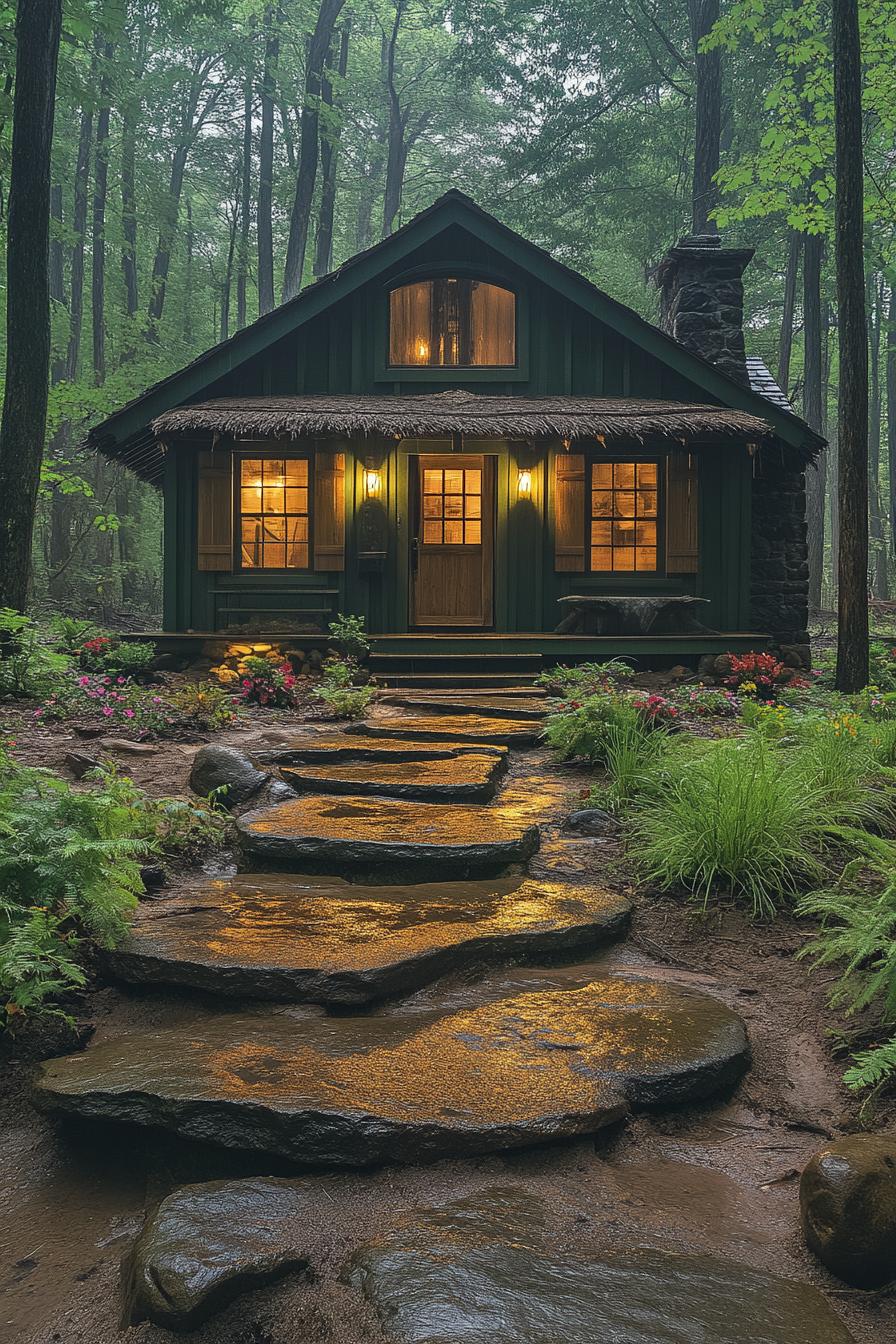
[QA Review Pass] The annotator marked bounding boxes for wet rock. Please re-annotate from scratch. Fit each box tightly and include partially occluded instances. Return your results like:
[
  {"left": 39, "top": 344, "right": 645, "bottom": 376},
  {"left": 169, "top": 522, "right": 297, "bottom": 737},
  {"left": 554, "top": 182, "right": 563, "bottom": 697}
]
[
  {"left": 346, "top": 1187, "right": 856, "bottom": 1344},
  {"left": 139, "top": 864, "right": 166, "bottom": 890},
  {"left": 104, "top": 874, "right": 632, "bottom": 1004},
  {"left": 800, "top": 1134, "right": 896, "bottom": 1287},
  {"left": 189, "top": 744, "right": 269, "bottom": 808},
  {"left": 697, "top": 653, "right": 717, "bottom": 678},
  {"left": 280, "top": 750, "right": 507, "bottom": 803},
  {"left": 256, "top": 778, "right": 297, "bottom": 807},
  {"left": 123, "top": 1177, "right": 309, "bottom": 1330},
  {"left": 565, "top": 808, "right": 618, "bottom": 836},
  {"left": 258, "top": 735, "right": 508, "bottom": 765},
  {"left": 98, "top": 738, "right": 158, "bottom": 755},
  {"left": 347, "top": 715, "right": 541, "bottom": 747},
  {"left": 34, "top": 978, "right": 748, "bottom": 1165},
  {"left": 236, "top": 796, "right": 540, "bottom": 869}
]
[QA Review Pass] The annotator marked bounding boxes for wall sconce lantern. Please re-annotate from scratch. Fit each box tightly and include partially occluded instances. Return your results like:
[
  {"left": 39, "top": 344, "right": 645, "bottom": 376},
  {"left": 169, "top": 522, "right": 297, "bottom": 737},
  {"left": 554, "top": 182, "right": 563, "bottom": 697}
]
[
  {"left": 364, "top": 458, "right": 382, "bottom": 498},
  {"left": 517, "top": 467, "right": 533, "bottom": 499}
]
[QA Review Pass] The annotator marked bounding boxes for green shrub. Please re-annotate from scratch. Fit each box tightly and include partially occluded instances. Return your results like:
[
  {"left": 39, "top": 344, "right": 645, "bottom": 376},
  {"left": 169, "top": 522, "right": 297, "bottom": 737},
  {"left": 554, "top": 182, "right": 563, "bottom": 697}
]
[
  {"left": 542, "top": 693, "right": 643, "bottom": 763},
  {"left": 48, "top": 614, "right": 103, "bottom": 654},
  {"left": 632, "top": 736, "right": 857, "bottom": 918},
  {"left": 166, "top": 679, "right": 238, "bottom": 730},
  {"left": 77, "top": 634, "right": 156, "bottom": 678},
  {"left": 328, "top": 612, "right": 370, "bottom": 661},
  {"left": 312, "top": 654, "right": 375, "bottom": 719},
  {"left": 536, "top": 659, "right": 633, "bottom": 698},
  {"left": 0, "top": 609, "right": 70, "bottom": 700},
  {"left": 0, "top": 745, "right": 148, "bottom": 1023},
  {"left": 88, "top": 763, "right": 232, "bottom": 861}
]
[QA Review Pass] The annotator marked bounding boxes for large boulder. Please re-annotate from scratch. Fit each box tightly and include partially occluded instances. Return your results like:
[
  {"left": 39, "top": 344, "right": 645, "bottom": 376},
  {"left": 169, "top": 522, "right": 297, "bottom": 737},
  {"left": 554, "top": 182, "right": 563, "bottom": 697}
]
[
  {"left": 346, "top": 1187, "right": 856, "bottom": 1344},
  {"left": 123, "top": 1177, "right": 309, "bottom": 1330},
  {"left": 800, "top": 1134, "right": 896, "bottom": 1287},
  {"left": 189, "top": 744, "right": 269, "bottom": 808}
]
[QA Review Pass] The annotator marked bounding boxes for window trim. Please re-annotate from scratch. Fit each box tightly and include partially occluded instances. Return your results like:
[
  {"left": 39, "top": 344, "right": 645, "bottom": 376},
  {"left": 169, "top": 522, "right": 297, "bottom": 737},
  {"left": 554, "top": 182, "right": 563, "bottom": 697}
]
[
  {"left": 232, "top": 448, "right": 314, "bottom": 574},
  {"left": 375, "top": 267, "right": 529, "bottom": 383},
  {"left": 586, "top": 451, "right": 666, "bottom": 578}
]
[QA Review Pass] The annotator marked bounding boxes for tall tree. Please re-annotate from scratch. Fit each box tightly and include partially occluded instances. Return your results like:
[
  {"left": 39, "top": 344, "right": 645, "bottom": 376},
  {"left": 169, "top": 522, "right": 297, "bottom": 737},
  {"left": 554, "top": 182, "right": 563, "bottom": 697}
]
[
  {"left": 282, "top": 0, "right": 347, "bottom": 301},
  {"left": 804, "top": 230, "right": 825, "bottom": 608},
  {"left": 688, "top": 0, "right": 721, "bottom": 233},
  {"left": 777, "top": 230, "right": 801, "bottom": 394},
  {"left": 91, "top": 33, "right": 113, "bottom": 383},
  {"left": 236, "top": 22, "right": 255, "bottom": 328},
  {"left": 868, "top": 275, "right": 888, "bottom": 598},
  {"left": 888, "top": 285, "right": 896, "bottom": 555},
  {"left": 0, "top": 0, "right": 63, "bottom": 611},
  {"left": 833, "top": 0, "right": 868, "bottom": 691},
  {"left": 257, "top": 4, "right": 279, "bottom": 315},
  {"left": 313, "top": 18, "right": 350, "bottom": 277}
]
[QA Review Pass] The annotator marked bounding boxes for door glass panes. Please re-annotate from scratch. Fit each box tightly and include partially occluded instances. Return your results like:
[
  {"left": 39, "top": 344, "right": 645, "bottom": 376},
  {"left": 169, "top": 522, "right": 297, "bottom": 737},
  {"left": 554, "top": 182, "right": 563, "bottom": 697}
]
[
  {"left": 389, "top": 279, "right": 515, "bottom": 366},
  {"left": 590, "top": 461, "right": 658, "bottom": 572},
  {"left": 421, "top": 466, "right": 482, "bottom": 544},
  {"left": 240, "top": 458, "right": 309, "bottom": 568}
]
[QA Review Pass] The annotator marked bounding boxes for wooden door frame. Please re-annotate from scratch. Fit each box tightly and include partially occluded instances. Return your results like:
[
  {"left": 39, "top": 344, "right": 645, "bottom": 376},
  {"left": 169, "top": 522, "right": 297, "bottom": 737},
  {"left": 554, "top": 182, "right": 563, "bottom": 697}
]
[{"left": 408, "top": 451, "right": 496, "bottom": 630}]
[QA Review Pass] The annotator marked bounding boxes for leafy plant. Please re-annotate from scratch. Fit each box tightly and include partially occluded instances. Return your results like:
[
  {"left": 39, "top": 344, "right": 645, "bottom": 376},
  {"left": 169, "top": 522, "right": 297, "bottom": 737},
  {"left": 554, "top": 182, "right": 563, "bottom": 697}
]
[
  {"left": 672, "top": 684, "right": 741, "bottom": 718},
  {"left": 722, "top": 650, "right": 806, "bottom": 700},
  {"left": 542, "top": 690, "right": 669, "bottom": 764},
  {"left": 166, "top": 679, "right": 238, "bottom": 730},
  {"left": 328, "top": 612, "right": 370, "bottom": 661},
  {"left": 312, "top": 655, "right": 374, "bottom": 719},
  {"left": 0, "top": 609, "right": 70, "bottom": 700},
  {"left": 588, "top": 717, "right": 668, "bottom": 814},
  {"left": 87, "top": 763, "right": 232, "bottom": 861},
  {"left": 536, "top": 659, "right": 634, "bottom": 698},
  {"left": 48, "top": 614, "right": 103, "bottom": 654},
  {"left": 77, "top": 635, "right": 156, "bottom": 678}
]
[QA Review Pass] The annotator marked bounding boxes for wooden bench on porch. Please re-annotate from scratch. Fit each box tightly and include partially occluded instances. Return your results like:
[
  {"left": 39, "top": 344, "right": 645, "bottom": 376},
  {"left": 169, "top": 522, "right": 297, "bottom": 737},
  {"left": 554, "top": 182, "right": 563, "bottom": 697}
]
[{"left": 554, "top": 594, "right": 716, "bottom": 636}]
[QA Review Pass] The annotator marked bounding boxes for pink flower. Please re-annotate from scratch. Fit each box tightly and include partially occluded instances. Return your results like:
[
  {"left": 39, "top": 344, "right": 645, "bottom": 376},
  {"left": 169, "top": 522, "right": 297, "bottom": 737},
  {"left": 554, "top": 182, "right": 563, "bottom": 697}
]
[
  {"left": 117, "top": 676, "right": 126, "bottom": 685},
  {"left": 102, "top": 707, "right": 114, "bottom": 717},
  {"left": 33, "top": 708, "right": 43, "bottom": 719},
  {"left": 123, "top": 708, "right": 135, "bottom": 719},
  {"left": 78, "top": 675, "right": 90, "bottom": 686}
]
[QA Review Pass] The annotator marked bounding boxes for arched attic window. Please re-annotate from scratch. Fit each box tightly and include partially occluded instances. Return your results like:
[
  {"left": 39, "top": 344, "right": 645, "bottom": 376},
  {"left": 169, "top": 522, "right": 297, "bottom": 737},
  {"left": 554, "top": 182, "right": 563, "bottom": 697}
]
[{"left": 388, "top": 278, "right": 516, "bottom": 367}]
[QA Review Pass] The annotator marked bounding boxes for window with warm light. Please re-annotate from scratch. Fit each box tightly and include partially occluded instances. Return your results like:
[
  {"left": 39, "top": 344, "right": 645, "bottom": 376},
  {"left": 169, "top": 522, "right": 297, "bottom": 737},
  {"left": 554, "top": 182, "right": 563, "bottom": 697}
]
[
  {"left": 590, "top": 461, "right": 659, "bottom": 572},
  {"left": 239, "top": 457, "right": 310, "bottom": 569},
  {"left": 422, "top": 466, "right": 482, "bottom": 544},
  {"left": 389, "top": 278, "right": 515, "bottom": 367}
]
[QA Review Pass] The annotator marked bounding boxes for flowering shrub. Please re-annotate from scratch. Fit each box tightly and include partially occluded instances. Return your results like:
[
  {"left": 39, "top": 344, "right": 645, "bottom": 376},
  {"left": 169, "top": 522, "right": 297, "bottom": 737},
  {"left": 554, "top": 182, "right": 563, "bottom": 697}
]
[
  {"left": 741, "top": 700, "right": 794, "bottom": 739},
  {"left": 236, "top": 655, "right": 300, "bottom": 708},
  {"left": 76, "top": 636, "right": 156, "bottom": 678},
  {"left": 674, "top": 684, "right": 741, "bottom": 718},
  {"left": 722, "top": 651, "right": 805, "bottom": 700},
  {"left": 630, "top": 692, "right": 679, "bottom": 727},
  {"left": 855, "top": 687, "right": 896, "bottom": 721},
  {"left": 35, "top": 675, "right": 179, "bottom": 735},
  {"left": 76, "top": 635, "right": 114, "bottom": 671},
  {"left": 536, "top": 659, "right": 634, "bottom": 698}
]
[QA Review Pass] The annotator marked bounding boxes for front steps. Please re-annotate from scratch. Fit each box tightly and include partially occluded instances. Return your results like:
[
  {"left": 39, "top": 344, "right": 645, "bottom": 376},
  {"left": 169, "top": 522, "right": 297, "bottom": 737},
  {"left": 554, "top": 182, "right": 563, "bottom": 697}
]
[{"left": 369, "top": 650, "right": 543, "bottom": 689}]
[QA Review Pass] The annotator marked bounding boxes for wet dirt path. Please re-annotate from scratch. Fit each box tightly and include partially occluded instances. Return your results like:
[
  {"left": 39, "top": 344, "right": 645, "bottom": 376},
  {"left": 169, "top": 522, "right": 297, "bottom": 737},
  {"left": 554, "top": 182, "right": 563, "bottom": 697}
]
[{"left": 1, "top": 721, "right": 893, "bottom": 1344}]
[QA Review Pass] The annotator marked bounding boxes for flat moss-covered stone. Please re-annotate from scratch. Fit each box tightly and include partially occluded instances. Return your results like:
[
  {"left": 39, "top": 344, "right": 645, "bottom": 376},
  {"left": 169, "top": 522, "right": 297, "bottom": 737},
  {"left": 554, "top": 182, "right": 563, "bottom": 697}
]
[
  {"left": 236, "top": 796, "right": 540, "bottom": 868},
  {"left": 346, "top": 1188, "right": 855, "bottom": 1344},
  {"left": 105, "top": 874, "right": 632, "bottom": 1004},
  {"left": 800, "top": 1134, "right": 896, "bottom": 1287},
  {"left": 280, "top": 751, "right": 507, "bottom": 802},
  {"left": 34, "top": 979, "right": 748, "bottom": 1165},
  {"left": 123, "top": 1177, "right": 308, "bottom": 1330},
  {"left": 347, "top": 716, "right": 541, "bottom": 747},
  {"left": 258, "top": 735, "right": 508, "bottom": 765}
]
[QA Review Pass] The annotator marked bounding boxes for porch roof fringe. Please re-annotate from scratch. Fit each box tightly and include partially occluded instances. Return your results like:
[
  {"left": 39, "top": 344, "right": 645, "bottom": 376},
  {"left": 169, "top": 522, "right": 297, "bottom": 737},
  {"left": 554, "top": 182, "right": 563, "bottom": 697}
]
[{"left": 152, "top": 390, "right": 778, "bottom": 446}]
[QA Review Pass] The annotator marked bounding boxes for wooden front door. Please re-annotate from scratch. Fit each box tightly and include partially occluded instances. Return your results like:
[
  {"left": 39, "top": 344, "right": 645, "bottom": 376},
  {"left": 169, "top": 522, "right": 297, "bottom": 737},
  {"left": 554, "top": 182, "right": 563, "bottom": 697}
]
[{"left": 411, "top": 454, "right": 494, "bottom": 627}]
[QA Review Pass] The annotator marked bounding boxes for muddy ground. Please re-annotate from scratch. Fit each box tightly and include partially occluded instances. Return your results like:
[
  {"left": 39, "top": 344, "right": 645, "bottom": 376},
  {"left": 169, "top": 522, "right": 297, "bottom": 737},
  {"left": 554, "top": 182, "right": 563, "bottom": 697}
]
[{"left": 1, "top": 701, "right": 895, "bottom": 1344}]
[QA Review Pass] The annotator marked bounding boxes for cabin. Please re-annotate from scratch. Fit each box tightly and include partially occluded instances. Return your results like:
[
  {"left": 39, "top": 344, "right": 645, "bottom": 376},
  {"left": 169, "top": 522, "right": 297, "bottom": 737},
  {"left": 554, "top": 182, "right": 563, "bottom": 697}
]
[{"left": 88, "top": 191, "right": 822, "bottom": 679}]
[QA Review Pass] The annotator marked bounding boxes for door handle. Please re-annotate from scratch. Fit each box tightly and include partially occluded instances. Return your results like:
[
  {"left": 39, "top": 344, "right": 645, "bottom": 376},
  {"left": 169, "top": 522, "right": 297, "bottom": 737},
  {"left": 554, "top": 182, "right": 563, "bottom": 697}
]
[{"left": 411, "top": 536, "right": 419, "bottom": 571}]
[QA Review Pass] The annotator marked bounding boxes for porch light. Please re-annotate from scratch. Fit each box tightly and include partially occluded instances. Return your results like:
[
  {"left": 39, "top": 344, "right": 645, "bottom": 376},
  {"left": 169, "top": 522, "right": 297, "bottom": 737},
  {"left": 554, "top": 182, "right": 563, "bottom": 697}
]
[
  {"left": 517, "top": 468, "right": 532, "bottom": 499},
  {"left": 415, "top": 338, "right": 430, "bottom": 362},
  {"left": 364, "top": 463, "right": 382, "bottom": 498}
]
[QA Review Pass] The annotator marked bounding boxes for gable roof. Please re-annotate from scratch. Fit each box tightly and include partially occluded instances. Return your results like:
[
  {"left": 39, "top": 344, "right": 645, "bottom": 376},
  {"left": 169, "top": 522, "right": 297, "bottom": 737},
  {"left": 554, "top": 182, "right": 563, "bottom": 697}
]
[{"left": 88, "top": 190, "right": 823, "bottom": 483}]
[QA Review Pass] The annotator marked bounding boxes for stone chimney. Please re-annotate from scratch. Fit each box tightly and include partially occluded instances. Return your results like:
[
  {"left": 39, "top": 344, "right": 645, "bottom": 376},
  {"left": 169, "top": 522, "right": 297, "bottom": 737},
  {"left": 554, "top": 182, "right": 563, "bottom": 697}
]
[{"left": 653, "top": 234, "right": 755, "bottom": 386}]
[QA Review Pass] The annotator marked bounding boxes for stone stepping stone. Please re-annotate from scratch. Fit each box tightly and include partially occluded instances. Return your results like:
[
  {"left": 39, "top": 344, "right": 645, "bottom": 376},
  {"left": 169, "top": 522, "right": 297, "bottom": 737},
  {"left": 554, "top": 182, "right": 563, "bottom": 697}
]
[
  {"left": 379, "top": 694, "right": 548, "bottom": 721},
  {"left": 259, "top": 735, "right": 508, "bottom": 765},
  {"left": 236, "top": 796, "right": 540, "bottom": 868},
  {"left": 280, "top": 750, "right": 507, "bottom": 802},
  {"left": 123, "top": 1177, "right": 308, "bottom": 1330},
  {"left": 345, "top": 1188, "right": 855, "bottom": 1344},
  {"left": 34, "top": 978, "right": 748, "bottom": 1166},
  {"left": 105, "top": 874, "right": 632, "bottom": 1004},
  {"left": 347, "top": 715, "right": 541, "bottom": 747}
]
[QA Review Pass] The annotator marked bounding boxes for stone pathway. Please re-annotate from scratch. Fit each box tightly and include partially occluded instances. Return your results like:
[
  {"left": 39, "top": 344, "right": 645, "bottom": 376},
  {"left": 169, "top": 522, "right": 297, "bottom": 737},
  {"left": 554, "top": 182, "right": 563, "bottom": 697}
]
[{"left": 30, "top": 691, "right": 862, "bottom": 1340}]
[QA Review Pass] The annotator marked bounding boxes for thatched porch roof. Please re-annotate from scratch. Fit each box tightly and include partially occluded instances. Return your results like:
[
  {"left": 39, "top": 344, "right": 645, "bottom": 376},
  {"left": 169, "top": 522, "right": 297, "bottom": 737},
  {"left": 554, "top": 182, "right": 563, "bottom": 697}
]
[{"left": 153, "top": 390, "right": 776, "bottom": 447}]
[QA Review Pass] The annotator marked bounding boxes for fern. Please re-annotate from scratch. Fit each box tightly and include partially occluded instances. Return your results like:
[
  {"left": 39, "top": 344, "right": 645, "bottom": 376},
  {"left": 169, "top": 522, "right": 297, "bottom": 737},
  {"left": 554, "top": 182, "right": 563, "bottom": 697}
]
[{"left": 843, "top": 1038, "right": 896, "bottom": 1094}]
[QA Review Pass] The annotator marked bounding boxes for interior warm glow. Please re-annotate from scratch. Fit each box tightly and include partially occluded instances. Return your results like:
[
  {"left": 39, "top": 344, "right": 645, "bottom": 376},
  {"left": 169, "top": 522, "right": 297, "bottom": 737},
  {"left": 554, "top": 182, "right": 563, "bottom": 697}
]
[
  {"left": 240, "top": 457, "right": 309, "bottom": 570},
  {"left": 365, "top": 468, "right": 381, "bottom": 497},
  {"left": 590, "top": 460, "right": 658, "bottom": 572},
  {"left": 389, "top": 278, "right": 515, "bottom": 366}
]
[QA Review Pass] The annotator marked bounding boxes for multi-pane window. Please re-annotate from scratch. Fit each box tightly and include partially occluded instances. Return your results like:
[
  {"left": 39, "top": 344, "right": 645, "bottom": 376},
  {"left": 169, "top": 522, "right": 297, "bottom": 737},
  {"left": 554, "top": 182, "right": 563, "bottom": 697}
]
[
  {"left": 389, "top": 278, "right": 515, "bottom": 366},
  {"left": 239, "top": 457, "right": 310, "bottom": 569},
  {"left": 422, "top": 466, "right": 482, "bottom": 545},
  {"left": 590, "top": 461, "right": 658, "bottom": 572}
]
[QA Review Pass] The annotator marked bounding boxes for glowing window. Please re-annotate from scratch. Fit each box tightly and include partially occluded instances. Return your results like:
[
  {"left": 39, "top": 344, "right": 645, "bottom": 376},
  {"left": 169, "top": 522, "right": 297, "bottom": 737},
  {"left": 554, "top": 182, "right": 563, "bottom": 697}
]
[
  {"left": 239, "top": 457, "right": 309, "bottom": 569},
  {"left": 590, "top": 461, "right": 658, "bottom": 572},
  {"left": 389, "top": 278, "right": 515, "bottom": 366},
  {"left": 421, "top": 466, "right": 482, "bottom": 545}
]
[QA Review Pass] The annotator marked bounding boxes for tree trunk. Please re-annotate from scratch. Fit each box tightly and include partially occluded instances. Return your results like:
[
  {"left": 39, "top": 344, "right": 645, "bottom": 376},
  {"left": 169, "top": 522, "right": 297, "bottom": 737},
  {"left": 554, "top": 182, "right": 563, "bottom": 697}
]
[
  {"left": 92, "top": 36, "right": 113, "bottom": 384},
  {"left": 66, "top": 101, "right": 93, "bottom": 381},
  {"left": 382, "top": 0, "right": 408, "bottom": 236},
  {"left": 313, "top": 19, "right": 350, "bottom": 277},
  {"left": 804, "top": 230, "right": 825, "bottom": 610},
  {"left": 888, "top": 285, "right": 896, "bottom": 556},
  {"left": 0, "top": 0, "right": 63, "bottom": 612},
  {"left": 147, "top": 142, "right": 189, "bottom": 337},
  {"left": 49, "top": 182, "right": 66, "bottom": 384},
  {"left": 778, "top": 229, "right": 801, "bottom": 395},
  {"left": 184, "top": 196, "right": 194, "bottom": 348},
  {"left": 688, "top": 0, "right": 721, "bottom": 233},
  {"left": 237, "top": 27, "right": 254, "bottom": 329},
  {"left": 868, "top": 275, "right": 888, "bottom": 598},
  {"left": 832, "top": 0, "right": 868, "bottom": 692},
  {"left": 282, "top": 0, "right": 348, "bottom": 302},
  {"left": 257, "top": 5, "right": 279, "bottom": 315},
  {"left": 120, "top": 93, "right": 139, "bottom": 321}
]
